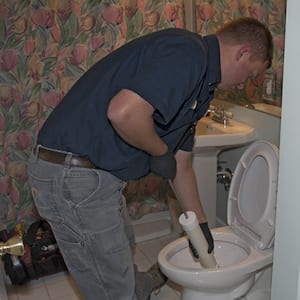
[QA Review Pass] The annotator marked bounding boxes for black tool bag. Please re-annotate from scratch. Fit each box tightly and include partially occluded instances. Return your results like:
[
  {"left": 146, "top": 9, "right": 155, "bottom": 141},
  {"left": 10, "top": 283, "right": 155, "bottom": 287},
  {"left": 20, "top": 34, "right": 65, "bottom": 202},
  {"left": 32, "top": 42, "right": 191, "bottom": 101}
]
[{"left": 1, "top": 220, "right": 67, "bottom": 285}]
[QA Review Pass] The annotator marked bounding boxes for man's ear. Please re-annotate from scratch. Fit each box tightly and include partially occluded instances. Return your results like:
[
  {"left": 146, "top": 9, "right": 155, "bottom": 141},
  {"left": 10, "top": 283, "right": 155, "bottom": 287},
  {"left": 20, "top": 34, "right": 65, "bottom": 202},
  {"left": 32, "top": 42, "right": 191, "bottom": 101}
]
[{"left": 236, "top": 46, "right": 250, "bottom": 61}]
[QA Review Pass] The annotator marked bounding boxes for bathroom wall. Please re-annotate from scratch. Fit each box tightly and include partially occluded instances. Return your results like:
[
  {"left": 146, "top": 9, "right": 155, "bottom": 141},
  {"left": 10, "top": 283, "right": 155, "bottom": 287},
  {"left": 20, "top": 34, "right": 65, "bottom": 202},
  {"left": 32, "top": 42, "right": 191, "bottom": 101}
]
[{"left": 271, "top": 0, "right": 300, "bottom": 297}]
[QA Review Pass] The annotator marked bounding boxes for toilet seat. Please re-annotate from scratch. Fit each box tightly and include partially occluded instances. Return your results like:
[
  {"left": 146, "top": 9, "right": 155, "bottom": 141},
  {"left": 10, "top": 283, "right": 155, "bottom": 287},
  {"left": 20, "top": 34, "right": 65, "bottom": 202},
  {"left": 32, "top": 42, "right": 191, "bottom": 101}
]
[{"left": 227, "top": 141, "right": 279, "bottom": 250}]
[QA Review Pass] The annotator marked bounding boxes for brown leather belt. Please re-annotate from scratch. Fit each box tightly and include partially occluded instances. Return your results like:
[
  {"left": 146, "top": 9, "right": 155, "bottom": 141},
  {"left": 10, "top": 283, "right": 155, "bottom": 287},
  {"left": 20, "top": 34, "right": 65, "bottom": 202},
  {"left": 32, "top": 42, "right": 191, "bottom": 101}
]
[{"left": 34, "top": 147, "right": 96, "bottom": 169}]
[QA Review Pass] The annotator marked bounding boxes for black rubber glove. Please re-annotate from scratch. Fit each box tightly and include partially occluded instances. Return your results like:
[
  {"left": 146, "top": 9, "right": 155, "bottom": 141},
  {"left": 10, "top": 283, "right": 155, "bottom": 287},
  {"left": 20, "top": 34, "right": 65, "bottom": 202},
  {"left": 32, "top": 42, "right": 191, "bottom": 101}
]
[
  {"left": 149, "top": 148, "right": 176, "bottom": 179},
  {"left": 189, "top": 222, "right": 214, "bottom": 258}
]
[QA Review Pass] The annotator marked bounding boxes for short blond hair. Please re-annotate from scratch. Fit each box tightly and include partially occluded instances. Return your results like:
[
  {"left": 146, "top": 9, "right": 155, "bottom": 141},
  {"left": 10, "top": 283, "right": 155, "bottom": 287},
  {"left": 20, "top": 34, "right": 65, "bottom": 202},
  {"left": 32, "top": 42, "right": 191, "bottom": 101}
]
[{"left": 217, "top": 17, "right": 274, "bottom": 68}]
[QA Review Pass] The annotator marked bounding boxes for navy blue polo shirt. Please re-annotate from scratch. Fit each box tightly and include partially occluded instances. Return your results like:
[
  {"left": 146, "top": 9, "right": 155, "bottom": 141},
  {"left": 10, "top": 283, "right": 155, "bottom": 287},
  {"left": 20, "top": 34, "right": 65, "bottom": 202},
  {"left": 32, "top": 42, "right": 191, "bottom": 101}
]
[{"left": 38, "top": 29, "right": 221, "bottom": 180}]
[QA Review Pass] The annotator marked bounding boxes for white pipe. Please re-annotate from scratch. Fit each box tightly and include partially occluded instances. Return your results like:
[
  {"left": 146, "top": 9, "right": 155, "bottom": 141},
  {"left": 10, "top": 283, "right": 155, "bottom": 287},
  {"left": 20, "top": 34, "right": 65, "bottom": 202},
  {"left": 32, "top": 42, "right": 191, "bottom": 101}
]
[
  {"left": 168, "top": 180, "right": 217, "bottom": 268},
  {"left": 179, "top": 211, "right": 217, "bottom": 268}
]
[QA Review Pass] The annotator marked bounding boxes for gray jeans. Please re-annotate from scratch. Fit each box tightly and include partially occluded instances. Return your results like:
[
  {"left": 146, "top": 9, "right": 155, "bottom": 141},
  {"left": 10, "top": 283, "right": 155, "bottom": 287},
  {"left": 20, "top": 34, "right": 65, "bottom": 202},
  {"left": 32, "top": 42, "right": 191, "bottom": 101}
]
[{"left": 27, "top": 147, "right": 152, "bottom": 300}]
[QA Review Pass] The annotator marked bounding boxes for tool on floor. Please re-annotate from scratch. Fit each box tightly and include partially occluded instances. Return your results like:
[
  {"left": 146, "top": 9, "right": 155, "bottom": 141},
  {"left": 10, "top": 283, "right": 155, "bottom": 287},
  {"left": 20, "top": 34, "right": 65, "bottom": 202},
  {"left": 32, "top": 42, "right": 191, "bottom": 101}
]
[{"left": 0, "top": 235, "right": 24, "bottom": 256}]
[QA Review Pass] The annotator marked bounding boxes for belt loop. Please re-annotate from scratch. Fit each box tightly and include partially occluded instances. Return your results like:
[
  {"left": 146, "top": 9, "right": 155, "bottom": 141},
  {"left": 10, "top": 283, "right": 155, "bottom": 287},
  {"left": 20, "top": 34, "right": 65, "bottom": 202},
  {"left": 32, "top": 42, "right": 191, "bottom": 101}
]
[
  {"left": 32, "top": 144, "right": 41, "bottom": 161},
  {"left": 64, "top": 152, "right": 73, "bottom": 168}
]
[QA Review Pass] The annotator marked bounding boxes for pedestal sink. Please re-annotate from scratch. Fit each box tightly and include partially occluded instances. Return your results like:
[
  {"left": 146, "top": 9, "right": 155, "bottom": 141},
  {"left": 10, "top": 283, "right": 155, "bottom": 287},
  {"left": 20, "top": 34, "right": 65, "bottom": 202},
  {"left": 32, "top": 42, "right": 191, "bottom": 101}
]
[{"left": 192, "top": 116, "right": 255, "bottom": 228}]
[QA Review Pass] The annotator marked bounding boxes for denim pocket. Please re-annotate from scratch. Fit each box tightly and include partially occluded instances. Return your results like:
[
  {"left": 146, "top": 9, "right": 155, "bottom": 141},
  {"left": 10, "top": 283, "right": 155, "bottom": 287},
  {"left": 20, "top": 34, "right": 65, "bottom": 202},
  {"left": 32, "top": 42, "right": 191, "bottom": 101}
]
[
  {"left": 28, "top": 174, "right": 62, "bottom": 223},
  {"left": 62, "top": 168, "right": 101, "bottom": 207},
  {"left": 54, "top": 223, "right": 90, "bottom": 272}
]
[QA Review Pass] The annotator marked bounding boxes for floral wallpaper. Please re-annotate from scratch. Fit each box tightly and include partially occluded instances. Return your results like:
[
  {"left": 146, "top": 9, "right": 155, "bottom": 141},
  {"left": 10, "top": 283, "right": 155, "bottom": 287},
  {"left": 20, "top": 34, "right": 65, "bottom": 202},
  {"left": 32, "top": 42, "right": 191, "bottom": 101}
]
[
  {"left": 0, "top": 0, "right": 286, "bottom": 231},
  {"left": 0, "top": 0, "right": 185, "bottom": 231},
  {"left": 194, "top": 0, "right": 286, "bottom": 108}
]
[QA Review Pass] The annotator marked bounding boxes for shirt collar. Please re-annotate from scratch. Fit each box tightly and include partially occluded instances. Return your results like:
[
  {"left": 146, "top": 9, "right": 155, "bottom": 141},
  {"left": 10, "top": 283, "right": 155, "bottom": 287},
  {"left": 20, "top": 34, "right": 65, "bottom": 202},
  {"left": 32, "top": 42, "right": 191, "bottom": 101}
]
[{"left": 203, "top": 35, "right": 221, "bottom": 93}]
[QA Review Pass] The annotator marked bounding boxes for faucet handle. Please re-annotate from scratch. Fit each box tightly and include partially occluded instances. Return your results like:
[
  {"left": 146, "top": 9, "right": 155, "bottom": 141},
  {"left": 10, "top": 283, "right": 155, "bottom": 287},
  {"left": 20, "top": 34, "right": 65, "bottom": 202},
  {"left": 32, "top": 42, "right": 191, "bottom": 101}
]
[
  {"left": 206, "top": 104, "right": 218, "bottom": 115},
  {"left": 224, "top": 110, "right": 233, "bottom": 119},
  {"left": 210, "top": 107, "right": 234, "bottom": 126}
]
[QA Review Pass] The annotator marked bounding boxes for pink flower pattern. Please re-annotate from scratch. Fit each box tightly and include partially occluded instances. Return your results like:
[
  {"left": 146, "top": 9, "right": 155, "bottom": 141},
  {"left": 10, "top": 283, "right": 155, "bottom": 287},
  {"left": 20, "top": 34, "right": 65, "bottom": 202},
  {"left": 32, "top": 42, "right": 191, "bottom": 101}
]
[
  {"left": 102, "top": 4, "right": 123, "bottom": 25},
  {"left": 69, "top": 44, "right": 88, "bottom": 65},
  {"left": 1, "top": 49, "right": 18, "bottom": 71},
  {"left": 31, "top": 8, "right": 54, "bottom": 28},
  {"left": 0, "top": 0, "right": 285, "bottom": 231}
]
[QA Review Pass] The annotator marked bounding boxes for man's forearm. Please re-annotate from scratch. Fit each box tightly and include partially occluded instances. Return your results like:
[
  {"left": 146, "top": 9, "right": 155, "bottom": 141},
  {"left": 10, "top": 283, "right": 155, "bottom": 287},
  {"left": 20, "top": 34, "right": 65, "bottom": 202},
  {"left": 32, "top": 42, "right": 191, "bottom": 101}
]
[{"left": 172, "top": 150, "right": 207, "bottom": 223}]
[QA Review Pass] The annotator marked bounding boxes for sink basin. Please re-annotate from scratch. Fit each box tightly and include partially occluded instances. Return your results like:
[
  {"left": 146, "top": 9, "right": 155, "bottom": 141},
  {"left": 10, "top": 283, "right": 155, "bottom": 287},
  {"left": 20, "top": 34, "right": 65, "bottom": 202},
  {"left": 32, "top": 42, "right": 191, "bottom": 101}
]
[{"left": 194, "top": 117, "right": 255, "bottom": 151}]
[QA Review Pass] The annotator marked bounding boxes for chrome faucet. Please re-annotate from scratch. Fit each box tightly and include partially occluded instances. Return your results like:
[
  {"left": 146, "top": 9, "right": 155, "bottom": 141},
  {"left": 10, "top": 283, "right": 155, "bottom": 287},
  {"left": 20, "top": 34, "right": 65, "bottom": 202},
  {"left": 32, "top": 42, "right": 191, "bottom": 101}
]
[{"left": 206, "top": 105, "right": 233, "bottom": 127}]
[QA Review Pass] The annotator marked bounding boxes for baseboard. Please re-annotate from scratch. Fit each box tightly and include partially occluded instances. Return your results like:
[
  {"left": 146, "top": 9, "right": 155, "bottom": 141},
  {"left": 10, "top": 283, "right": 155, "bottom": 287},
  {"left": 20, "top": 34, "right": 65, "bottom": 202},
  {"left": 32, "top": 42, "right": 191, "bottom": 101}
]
[{"left": 131, "top": 211, "right": 171, "bottom": 243}]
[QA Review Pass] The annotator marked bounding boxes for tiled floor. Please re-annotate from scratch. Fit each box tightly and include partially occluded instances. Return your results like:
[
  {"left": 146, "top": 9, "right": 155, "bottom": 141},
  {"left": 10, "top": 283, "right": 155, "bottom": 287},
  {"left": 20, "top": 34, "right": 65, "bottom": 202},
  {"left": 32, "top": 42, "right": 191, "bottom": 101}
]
[{"left": 5, "top": 231, "right": 182, "bottom": 300}]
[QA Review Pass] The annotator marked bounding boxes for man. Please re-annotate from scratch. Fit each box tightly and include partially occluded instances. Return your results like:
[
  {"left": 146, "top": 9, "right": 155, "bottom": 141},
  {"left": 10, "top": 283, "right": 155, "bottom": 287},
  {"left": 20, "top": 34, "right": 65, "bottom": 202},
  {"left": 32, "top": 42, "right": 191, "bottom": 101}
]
[{"left": 28, "top": 17, "right": 273, "bottom": 300}]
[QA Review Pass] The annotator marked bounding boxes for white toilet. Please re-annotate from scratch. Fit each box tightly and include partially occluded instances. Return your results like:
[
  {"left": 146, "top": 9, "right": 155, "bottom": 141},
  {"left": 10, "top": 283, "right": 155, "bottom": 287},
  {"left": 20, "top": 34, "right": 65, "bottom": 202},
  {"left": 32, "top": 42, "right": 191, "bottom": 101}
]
[{"left": 158, "top": 140, "right": 279, "bottom": 300}]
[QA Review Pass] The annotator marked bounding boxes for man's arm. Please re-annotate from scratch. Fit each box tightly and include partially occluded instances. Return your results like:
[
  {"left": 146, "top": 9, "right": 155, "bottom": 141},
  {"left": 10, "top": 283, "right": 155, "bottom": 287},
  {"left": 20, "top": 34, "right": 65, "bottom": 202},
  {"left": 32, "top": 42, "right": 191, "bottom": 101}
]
[
  {"left": 107, "top": 89, "right": 167, "bottom": 156},
  {"left": 173, "top": 149, "right": 215, "bottom": 254},
  {"left": 172, "top": 149, "right": 207, "bottom": 223}
]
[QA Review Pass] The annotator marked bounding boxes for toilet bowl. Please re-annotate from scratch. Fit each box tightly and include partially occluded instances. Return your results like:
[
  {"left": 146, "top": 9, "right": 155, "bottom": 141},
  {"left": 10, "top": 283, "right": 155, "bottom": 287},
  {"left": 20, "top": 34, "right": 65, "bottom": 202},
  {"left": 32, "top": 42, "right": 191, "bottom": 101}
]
[{"left": 158, "top": 140, "right": 279, "bottom": 300}]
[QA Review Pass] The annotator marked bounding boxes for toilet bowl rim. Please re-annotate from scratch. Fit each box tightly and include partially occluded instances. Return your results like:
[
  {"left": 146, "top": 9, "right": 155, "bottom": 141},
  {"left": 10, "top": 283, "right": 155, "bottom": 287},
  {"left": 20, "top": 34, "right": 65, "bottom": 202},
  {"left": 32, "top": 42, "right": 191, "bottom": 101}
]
[{"left": 158, "top": 227, "right": 273, "bottom": 277}]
